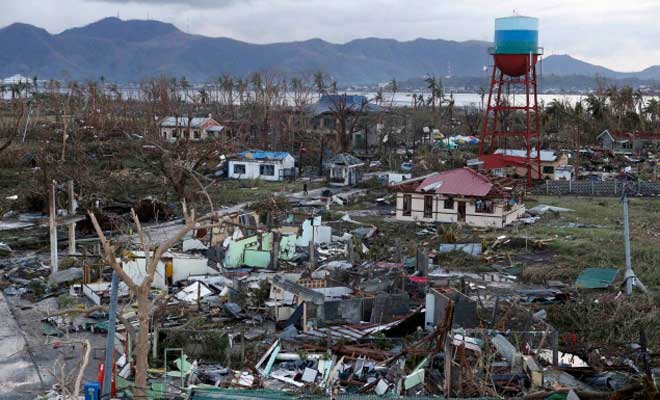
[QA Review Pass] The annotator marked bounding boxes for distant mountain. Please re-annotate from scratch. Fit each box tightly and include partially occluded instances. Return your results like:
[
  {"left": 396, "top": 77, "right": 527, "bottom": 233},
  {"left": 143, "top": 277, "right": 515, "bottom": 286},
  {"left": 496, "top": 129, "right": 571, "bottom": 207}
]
[
  {"left": 0, "top": 17, "right": 658, "bottom": 84},
  {"left": 542, "top": 54, "right": 623, "bottom": 78}
]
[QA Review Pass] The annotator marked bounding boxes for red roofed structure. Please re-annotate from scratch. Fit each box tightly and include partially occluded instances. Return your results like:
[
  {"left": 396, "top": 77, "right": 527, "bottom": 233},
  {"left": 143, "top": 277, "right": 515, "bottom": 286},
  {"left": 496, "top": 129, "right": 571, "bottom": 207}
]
[
  {"left": 394, "top": 168, "right": 525, "bottom": 228},
  {"left": 597, "top": 129, "right": 660, "bottom": 154}
]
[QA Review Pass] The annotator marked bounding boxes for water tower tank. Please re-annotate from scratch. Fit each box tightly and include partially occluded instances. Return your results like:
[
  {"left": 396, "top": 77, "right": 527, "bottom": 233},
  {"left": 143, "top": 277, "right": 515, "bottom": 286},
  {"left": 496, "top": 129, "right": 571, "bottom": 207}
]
[{"left": 493, "top": 16, "right": 540, "bottom": 77}]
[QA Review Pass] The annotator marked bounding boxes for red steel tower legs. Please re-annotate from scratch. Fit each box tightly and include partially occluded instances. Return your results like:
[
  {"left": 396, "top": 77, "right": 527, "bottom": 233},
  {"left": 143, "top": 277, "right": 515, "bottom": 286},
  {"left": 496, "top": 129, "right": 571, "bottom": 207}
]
[{"left": 479, "top": 55, "right": 542, "bottom": 186}]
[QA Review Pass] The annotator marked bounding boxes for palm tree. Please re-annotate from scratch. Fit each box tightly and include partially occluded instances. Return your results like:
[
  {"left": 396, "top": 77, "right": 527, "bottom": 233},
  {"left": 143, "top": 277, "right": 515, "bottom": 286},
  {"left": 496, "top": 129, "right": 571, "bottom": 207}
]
[
  {"left": 478, "top": 86, "right": 487, "bottom": 110},
  {"left": 389, "top": 78, "right": 398, "bottom": 107},
  {"left": 313, "top": 71, "right": 326, "bottom": 98},
  {"left": 545, "top": 99, "right": 567, "bottom": 132},
  {"left": 585, "top": 94, "right": 607, "bottom": 123},
  {"left": 644, "top": 98, "right": 660, "bottom": 126},
  {"left": 424, "top": 74, "right": 443, "bottom": 112}
]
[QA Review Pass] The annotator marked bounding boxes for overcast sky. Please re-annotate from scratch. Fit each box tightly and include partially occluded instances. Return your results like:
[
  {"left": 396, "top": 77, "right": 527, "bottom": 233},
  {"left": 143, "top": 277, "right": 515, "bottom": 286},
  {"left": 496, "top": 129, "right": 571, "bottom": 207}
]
[{"left": 2, "top": 0, "right": 659, "bottom": 72}]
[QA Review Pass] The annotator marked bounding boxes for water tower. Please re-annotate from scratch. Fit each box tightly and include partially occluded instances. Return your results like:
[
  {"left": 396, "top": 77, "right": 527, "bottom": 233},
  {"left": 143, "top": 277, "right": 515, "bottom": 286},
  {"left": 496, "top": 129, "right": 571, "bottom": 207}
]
[{"left": 478, "top": 15, "right": 543, "bottom": 184}]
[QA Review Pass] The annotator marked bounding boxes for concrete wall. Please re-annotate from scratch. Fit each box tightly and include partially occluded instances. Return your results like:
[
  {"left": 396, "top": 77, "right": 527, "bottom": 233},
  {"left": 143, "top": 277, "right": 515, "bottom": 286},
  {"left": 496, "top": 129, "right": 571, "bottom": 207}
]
[
  {"left": 122, "top": 255, "right": 215, "bottom": 289},
  {"left": 160, "top": 127, "right": 213, "bottom": 141},
  {"left": 425, "top": 288, "right": 477, "bottom": 331}
]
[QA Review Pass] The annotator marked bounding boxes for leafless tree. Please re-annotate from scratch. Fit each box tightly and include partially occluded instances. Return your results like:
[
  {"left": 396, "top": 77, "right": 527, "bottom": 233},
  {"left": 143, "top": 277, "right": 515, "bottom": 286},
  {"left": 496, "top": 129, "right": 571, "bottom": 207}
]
[{"left": 87, "top": 203, "right": 201, "bottom": 398}]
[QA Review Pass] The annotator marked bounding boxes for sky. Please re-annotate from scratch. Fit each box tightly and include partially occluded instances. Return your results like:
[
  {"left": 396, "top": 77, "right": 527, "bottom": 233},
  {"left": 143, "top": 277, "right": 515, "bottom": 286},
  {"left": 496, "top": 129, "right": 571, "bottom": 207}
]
[{"left": 2, "top": 0, "right": 659, "bottom": 72}]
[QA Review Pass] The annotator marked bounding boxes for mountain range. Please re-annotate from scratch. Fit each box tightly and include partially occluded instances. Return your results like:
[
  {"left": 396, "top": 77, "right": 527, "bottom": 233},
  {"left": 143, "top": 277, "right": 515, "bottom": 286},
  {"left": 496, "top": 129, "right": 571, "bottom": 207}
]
[{"left": 1, "top": 17, "right": 659, "bottom": 84}]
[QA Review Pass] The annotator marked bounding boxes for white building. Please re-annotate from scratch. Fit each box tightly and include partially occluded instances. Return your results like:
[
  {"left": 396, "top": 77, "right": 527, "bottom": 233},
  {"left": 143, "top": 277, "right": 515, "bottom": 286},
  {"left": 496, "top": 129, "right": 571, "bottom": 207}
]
[
  {"left": 159, "top": 115, "right": 224, "bottom": 141},
  {"left": 394, "top": 168, "right": 525, "bottom": 228},
  {"left": 227, "top": 150, "right": 296, "bottom": 181}
]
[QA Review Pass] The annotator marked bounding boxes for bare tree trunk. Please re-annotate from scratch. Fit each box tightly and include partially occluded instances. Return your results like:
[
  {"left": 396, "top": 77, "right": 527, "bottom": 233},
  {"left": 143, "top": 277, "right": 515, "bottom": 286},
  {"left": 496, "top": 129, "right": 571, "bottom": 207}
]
[{"left": 134, "top": 289, "right": 151, "bottom": 398}]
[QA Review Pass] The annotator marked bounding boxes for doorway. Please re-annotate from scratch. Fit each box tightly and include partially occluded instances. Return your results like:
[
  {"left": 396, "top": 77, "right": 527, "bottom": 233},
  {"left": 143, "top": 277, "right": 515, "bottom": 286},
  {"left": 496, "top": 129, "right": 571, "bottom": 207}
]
[{"left": 457, "top": 201, "right": 466, "bottom": 222}]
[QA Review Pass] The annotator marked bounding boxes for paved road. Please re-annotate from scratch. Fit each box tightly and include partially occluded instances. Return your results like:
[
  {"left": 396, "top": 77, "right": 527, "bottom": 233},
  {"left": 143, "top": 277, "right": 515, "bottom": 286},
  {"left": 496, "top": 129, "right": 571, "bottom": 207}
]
[{"left": 0, "top": 293, "right": 43, "bottom": 400}]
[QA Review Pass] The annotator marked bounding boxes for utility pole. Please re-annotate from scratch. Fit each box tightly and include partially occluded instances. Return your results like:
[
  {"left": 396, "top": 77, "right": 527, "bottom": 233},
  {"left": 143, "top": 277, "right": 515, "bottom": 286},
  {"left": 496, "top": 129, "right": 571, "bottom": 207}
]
[
  {"left": 621, "top": 185, "right": 648, "bottom": 296},
  {"left": 67, "top": 180, "right": 77, "bottom": 255}
]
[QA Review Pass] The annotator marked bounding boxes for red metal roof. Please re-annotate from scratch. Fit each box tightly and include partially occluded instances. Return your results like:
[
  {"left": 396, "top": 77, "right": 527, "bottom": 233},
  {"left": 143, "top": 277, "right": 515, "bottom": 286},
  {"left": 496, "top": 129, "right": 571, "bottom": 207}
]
[
  {"left": 610, "top": 131, "right": 660, "bottom": 141},
  {"left": 416, "top": 168, "right": 493, "bottom": 197},
  {"left": 479, "top": 154, "right": 530, "bottom": 170}
]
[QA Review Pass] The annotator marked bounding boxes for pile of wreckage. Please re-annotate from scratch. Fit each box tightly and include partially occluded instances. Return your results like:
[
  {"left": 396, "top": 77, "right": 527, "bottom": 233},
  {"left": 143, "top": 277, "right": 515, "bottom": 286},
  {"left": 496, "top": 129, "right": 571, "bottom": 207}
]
[{"left": 2, "top": 202, "right": 658, "bottom": 399}]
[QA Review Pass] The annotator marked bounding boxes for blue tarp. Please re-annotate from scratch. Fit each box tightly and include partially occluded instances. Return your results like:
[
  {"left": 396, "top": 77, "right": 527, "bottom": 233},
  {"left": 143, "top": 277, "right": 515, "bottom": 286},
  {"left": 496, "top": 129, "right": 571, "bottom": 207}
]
[{"left": 237, "top": 150, "right": 291, "bottom": 160}]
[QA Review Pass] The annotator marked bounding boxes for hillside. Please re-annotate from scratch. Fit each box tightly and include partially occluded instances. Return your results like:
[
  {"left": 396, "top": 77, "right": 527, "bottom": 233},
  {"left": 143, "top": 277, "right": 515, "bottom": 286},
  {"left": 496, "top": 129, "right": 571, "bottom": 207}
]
[{"left": 0, "top": 17, "right": 658, "bottom": 84}]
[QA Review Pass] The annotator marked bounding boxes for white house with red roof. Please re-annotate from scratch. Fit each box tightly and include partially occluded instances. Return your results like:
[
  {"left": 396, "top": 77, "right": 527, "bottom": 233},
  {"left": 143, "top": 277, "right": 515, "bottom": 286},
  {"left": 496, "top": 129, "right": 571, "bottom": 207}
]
[{"left": 393, "top": 168, "right": 525, "bottom": 228}]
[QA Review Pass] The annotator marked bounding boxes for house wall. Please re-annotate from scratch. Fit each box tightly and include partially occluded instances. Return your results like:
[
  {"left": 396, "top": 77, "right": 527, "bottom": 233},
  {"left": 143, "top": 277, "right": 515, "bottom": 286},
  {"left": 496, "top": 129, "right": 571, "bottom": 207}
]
[
  {"left": 599, "top": 134, "right": 614, "bottom": 151},
  {"left": 227, "top": 155, "right": 294, "bottom": 181},
  {"left": 161, "top": 127, "right": 211, "bottom": 141},
  {"left": 509, "top": 154, "right": 569, "bottom": 180},
  {"left": 160, "top": 119, "right": 223, "bottom": 142},
  {"left": 122, "top": 256, "right": 215, "bottom": 289},
  {"left": 395, "top": 192, "right": 524, "bottom": 228}
]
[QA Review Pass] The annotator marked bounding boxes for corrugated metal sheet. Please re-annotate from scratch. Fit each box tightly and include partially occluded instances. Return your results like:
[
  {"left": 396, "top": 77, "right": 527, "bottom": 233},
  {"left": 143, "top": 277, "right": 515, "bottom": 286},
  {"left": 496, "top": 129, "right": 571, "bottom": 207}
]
[
  {"left": 575, "top": 268, "right": 618, "bottom": 289},
  {"left": 495, "top": 148, "right": 557, "bottom": 162}
]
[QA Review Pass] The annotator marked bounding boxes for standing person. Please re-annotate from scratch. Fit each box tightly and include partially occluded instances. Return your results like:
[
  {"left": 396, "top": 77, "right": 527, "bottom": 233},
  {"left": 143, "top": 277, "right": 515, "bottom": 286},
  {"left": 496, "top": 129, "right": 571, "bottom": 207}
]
[{"left": 303, "top": 182, "right": 308, "bottom": 196}]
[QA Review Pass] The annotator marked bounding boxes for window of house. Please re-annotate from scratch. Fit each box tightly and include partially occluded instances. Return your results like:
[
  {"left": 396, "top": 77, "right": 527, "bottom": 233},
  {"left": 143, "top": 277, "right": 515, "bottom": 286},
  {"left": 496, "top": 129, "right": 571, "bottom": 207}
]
[
  {"left": 193, "top": 130, "right": 200, "bottom": 139},
  {"left": 475, "top": 200, "right": 495, "bottom": 214},
  {"left": 443, "top": 198, "right": 454, "bottom": 210},
  {"left": 402, "top": 194, "right": 412, "bottom": 216},
  {"left": 233, "top": 164, "right": 246, "bottom": 175},
  {"left": 542, "top": 166, "right": 555, "bottom": 174},
  {"left": 172, "top": 130, "right": 178, "bottom": 139},
  {"left": 260, "top": 164, "right": 275, "bottom": 176},
  {"left": 424, "top": 195, "right": 433, "bottom": 218}
]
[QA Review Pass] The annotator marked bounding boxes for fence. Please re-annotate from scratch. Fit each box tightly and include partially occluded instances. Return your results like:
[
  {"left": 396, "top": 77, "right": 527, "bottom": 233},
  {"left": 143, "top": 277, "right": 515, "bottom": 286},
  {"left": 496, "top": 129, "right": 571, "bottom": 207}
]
[{"left": 533, "top": 180, "right": 660, "bottom": 197}]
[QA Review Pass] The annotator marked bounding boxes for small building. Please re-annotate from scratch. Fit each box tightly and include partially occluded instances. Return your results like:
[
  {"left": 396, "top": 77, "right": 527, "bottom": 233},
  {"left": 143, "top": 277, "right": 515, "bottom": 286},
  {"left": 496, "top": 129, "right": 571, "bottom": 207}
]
[
  {"left": 326, "top": 153, "right": 365, "bottom": 186},
  {"left": 227, "top": 150, "right": 296, "bottom": 181},
  {"left": 597, "top": 130, "right": 660, "bottom": 155},
  {"left": 159, "top": 115, "right": 224, "bottom": 141},
  {"left": 305, "top": 95, "right": 386, "bottom": 149},
  {"left": 394, "top": 168, "right": 525, "bottom": 228},
  {"left": 480, "top": 149, "right": 569, "bottom": 180}
]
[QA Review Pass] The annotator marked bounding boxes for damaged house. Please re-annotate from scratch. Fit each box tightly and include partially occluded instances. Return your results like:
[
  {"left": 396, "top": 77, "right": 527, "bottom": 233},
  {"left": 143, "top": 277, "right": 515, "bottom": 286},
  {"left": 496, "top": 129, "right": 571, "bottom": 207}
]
[
  {"left": 305, "top": 95, "right": 386, "bottom": 149},
  {"left": 478, "top": 149, "right": 570, "bottom": 180},
  {"left": 325, "top": 153, "right": 365, "bottom": 186},
  {"left": 394, "top": 168, "right": 525, "bottom": 228},
  {"left": 597, "top": 129, "right": 660, "bottom": 155},
  {"left": 159, "top": 115, "right": 224, "bottom": 141}
]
